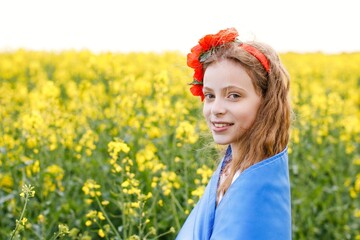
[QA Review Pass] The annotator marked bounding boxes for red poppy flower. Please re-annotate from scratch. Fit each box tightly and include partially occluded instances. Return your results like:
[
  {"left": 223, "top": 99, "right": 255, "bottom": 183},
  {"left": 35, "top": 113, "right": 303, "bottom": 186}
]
[
  {"left": 193, "top": 67, "right": 204, "bottom": 82},
  {"left": 199, "top": 28, "right": 238, "bottom": 51},
  {"left": 186, "top": 28, "right": 239, "bottom": 101},
  {"left": 198, "top": 34, "right": 215, "bottom": 52},
  {"left": 187, "top": 45, "right": 203, "bottom": 68},
  {"left": 190, "top": 84, "right": 204, "bottom": 101}
]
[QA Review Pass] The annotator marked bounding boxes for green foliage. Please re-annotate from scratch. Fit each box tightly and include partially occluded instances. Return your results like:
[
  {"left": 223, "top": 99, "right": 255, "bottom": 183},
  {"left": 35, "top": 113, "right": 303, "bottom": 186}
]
[{"left": 0, "top": 50, "right": 359, "bottom": 239}]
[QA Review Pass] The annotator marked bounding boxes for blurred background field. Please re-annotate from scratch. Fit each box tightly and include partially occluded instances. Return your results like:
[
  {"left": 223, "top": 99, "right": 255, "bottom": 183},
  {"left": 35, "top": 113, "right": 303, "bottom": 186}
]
[{"left": 0, "top": 50, "right": 359, "bottom": 239}]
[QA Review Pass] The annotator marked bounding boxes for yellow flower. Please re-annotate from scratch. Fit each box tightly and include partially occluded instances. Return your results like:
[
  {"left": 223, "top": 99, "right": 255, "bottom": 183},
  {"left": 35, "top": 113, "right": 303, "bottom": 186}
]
[
  {"left": 355, "top": 175, "right": 360, "bottom": 192},
  {"left": 354, "top": 209, "right": 360, "bottom": 218},
  {"left": 20, "top": 184, "right": 35, "bottom": 198},
  {"left": 159, "top": 171, "right": 181, "bottom": 196},
  {"left": 82, "top": 179, "right": 102, "bottom": 198},
  {"left": 58, "top": 224, "right": 70, "bottom": 237},
  {"left": 121, "top": 180, "right": 130, "bottom": 188},
  {"left": 86, "top": 210, "right": 98, "bottom": 219},
  {"left": 175, "top": 121, "right": 199, "bottom": 144},
  {"left": 97, "top": 211, "right": 105, "bottom": 220},
  {"left": 43, "top": 164, "right": 64, "bottom": 196},
  {"left": 0, "top": 173, "right": 14, "bottom": 192},
  {"left": 353, "top": 157, "right": 360, "bottom": 165},
  {"left": 350, "top": 188, "right": 357, "bottom": 199},
  {"left": 37, "top": 214, "right": 45, "bottom": 223},
  {"left": 128, "top": 235, "right": 140, "bottom": 240},
  {"left": 108, "top": 138, "right": 130, "bottom": 160},
  {"left": 21, "top": 217, "right": 28, "bottom": 225},
  {"left": 148, "top": 126, "right": 161, "bottom": 138},
  {"left": 196, "top": 165, "right": 213, "bottom": 184},
  {"left": 130, "top": 201, "right": 140, "bottom": 208},
  {"left": 98, "top": 229, "right": 105, "bottom": 238},
  {"left": 191, "top": 186, "right": 205, "bottom": 198}
]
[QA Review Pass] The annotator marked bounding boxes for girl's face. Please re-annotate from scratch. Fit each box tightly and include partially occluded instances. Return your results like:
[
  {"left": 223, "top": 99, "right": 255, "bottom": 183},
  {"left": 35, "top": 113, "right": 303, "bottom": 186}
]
[{"left": 202, "top": 59, "right": 261, "bottom": 146}]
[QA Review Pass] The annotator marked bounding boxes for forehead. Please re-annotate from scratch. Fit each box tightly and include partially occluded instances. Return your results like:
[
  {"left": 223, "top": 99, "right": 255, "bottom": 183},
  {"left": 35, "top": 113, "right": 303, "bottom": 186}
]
[{"left": 203, "top": 59, "right": 253, "bottom": 90}]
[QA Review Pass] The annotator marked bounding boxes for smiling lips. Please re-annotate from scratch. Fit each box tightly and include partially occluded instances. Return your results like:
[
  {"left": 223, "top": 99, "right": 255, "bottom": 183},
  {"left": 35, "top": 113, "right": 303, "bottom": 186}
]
[{"left": 211, "top": 121, "right": 234, "bottom": 132}]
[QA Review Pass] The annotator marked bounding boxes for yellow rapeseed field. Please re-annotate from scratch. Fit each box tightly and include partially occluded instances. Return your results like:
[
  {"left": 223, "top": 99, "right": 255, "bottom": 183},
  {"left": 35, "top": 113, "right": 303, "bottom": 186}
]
[{"left": 0, "top": 50, "right": 359, "bottom": 239}]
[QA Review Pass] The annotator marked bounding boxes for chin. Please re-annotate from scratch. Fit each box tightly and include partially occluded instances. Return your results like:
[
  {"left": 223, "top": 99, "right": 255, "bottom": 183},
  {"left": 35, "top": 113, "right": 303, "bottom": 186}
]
[{"left": 212, "top": 138, "right": 232, "bottom": 145}]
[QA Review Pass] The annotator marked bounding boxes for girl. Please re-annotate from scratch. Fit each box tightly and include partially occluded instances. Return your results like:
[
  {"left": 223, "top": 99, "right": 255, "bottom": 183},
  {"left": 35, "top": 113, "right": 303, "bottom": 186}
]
[{"left": 176, "top": 28, "right": 292, "bottom": 240}]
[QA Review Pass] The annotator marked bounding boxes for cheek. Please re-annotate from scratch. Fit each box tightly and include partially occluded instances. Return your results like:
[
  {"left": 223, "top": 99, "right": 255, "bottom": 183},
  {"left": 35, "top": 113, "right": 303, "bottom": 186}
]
[
  {"left": 235, "top": 104, "right": 260, "bottom": 128},
  {"left": 202, "top": 105, "right": 213, "bottom": 127},
  {"left": 246, "top": 103, "right": 261, "bottom": 126},
  {"left": 202, "top": 104, "right": 210, "bottom": 118}
]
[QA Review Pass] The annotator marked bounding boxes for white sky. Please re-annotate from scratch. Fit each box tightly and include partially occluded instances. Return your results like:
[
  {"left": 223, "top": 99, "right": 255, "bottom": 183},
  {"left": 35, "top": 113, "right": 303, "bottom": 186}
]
[{"left": 0, "top": 0, "right": 359, "bottom": 54}]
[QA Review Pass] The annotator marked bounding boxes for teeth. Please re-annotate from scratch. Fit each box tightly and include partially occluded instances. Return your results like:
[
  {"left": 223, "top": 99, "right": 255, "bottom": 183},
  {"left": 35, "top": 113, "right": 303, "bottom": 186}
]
[{"left": 213, "top": 123, "right": 231, "bottom": 127}]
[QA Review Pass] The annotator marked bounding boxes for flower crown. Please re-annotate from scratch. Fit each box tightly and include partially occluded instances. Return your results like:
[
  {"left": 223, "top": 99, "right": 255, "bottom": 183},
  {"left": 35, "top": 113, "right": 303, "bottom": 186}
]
[{"left": 187, "top": 27, "right": 270, "bottom": 101}]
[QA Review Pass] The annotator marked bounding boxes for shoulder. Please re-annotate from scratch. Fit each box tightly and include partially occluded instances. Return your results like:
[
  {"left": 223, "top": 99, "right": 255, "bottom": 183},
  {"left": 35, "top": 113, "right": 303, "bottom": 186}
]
[
  {"left": 211, "top": 148, "right": 291, "bottom": 240},
  {"left": 241, "top": 147, "right": 289, "bottom": 178}
]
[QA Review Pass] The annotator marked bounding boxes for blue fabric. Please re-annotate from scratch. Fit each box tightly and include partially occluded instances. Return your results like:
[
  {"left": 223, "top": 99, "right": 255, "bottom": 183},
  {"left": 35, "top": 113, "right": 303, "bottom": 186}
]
[{"left": 176, "top": 147, "right": 291, "bottom": 240}]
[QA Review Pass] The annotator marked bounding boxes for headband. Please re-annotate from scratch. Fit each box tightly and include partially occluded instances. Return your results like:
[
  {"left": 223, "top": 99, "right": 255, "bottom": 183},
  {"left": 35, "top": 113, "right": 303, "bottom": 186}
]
[{"left": 187, "top": 28, "right": 270, "bottom": 101}]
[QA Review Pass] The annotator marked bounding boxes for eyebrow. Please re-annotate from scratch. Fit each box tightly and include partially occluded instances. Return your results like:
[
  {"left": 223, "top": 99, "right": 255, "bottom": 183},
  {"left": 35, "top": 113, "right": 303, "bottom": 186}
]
[{"left": 203, "top": 85, "right": 245, "bottom": 93}]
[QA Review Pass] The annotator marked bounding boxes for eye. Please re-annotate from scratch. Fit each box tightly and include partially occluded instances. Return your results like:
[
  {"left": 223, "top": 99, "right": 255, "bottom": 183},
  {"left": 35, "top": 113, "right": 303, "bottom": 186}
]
[
  {"left": 204, "top": 93, "right": 215, "bottom": 100},
  {"left": 228, "top": 93, "right": 241, "bottom": 99}
]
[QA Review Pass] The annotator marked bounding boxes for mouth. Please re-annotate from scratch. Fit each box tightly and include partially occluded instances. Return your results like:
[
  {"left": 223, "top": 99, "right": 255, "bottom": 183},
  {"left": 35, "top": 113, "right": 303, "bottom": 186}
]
[
  {"left": 211, "top": 121, "right": 234, "bottom": 132},
  {"left": 212, "top": 122, "right": 234, "bottom": 127}
]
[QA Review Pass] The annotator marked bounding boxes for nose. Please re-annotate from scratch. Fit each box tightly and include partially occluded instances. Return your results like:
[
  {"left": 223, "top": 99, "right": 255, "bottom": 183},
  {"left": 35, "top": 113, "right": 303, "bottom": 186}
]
[{"left": 211, "top": 98, "right": 226, "bottom": 116}]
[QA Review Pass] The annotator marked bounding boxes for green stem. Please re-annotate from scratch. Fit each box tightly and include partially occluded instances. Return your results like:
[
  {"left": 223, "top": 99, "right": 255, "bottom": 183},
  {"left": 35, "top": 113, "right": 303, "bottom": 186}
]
[
  {"left": 119, "top": 194, "right": 128, "bottom": 239},
  {"left": 49, "top": 232, "right": 60, "bottom": 240},
  {"left": 148, "top": 191, "right": 159, "bottom": 231},
  {"left": 95, "top": 196, "right": 122, "bottom": 240},
  {"left": 138, "top": 201, "right": 146, "bottom": 238},
  {"left": 150, "top": 227, "right": 174, "bottom": 240},
  {"left": 170, "top": 192, "right": 180, "bottom": 230},
  {"left": 170, "top": 191, "right": 184, "bottom": 214},
  {"left": 9, "top": 194, "right": 29, "bottom": 240}
]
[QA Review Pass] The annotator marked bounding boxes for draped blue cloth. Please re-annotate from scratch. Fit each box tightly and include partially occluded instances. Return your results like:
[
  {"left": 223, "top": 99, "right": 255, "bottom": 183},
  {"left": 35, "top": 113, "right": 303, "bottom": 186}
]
[{"left": 176, "top": 147, "right": 291, "bottom": 240}]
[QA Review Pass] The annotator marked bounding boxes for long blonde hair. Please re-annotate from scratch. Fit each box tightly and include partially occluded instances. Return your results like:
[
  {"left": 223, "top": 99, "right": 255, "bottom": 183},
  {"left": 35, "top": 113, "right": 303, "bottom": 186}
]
[{"left": 203, "top": 41, "right": 291, "bottom": 196}]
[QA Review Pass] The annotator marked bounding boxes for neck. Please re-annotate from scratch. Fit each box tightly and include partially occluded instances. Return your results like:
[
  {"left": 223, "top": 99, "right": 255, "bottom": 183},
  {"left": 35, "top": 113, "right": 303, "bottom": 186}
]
[{"left": 230, "top": 143, "right": 240, "bottom": 162}]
